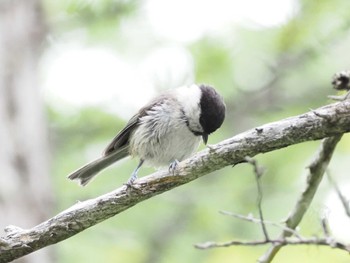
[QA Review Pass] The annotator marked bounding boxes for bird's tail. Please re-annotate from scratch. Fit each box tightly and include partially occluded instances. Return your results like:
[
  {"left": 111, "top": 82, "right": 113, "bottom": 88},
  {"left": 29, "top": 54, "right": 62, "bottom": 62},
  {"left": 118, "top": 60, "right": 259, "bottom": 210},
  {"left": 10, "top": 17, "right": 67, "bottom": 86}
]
[{"left": 67, "top": 147, "right": 129, "bottom": 186}]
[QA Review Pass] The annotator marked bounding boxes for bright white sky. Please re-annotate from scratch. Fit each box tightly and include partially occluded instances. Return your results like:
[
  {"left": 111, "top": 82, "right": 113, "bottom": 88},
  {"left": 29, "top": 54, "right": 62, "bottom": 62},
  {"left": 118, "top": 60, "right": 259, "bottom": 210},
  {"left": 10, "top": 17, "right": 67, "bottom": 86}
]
[
  {"left": 146, "top": 0, "right": 296, "bottom": 42},
  {"left": 42, "top": 0, "right": 296, "bottom": 116}
]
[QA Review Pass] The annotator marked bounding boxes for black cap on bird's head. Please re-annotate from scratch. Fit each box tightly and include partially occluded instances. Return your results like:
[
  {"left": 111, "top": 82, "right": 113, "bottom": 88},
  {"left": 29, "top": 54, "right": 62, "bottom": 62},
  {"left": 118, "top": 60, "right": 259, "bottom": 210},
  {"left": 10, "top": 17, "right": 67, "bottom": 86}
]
[{"left": 198, "top": 85, "right": 226, "bottom": 144}]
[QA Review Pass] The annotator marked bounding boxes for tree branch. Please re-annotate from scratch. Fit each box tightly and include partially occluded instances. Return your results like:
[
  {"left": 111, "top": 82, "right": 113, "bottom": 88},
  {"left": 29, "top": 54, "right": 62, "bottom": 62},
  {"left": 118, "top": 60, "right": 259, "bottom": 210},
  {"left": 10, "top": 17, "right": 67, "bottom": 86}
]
[
  {"left": 196, "top": 135, "right": 344, "bottom": 258},
  {"left": 244, "top": 157, "right": 269, "bottom": 240},
  {"left": 195, "top": 237, "right": 350, "bottom": 252},
  {"left": 1, "top": 101, "right": 350, "bottom": 262},
  {"left": 258, "top": 134, "right": 343, "bottom": 262},
  {"left": 219, "top": 211, "right": 303, "bottom": 239}
]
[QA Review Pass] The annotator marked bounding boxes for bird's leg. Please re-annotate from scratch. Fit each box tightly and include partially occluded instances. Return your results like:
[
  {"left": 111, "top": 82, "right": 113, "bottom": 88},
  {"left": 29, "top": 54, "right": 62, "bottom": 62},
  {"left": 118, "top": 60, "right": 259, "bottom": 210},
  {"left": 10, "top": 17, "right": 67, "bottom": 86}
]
[
  {"left": 126, "top": 159, "right": 144, "bottom": 185},
  {"left": 168, "top": 159, "right": 179, "bottom": 175}
]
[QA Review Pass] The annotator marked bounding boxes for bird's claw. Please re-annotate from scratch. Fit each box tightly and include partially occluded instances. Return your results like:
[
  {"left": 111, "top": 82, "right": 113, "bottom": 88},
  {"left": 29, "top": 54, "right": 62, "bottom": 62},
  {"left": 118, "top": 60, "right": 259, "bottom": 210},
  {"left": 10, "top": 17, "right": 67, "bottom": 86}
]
[
  {"left": 168, "top": 160, "right": 179, "bottom": 174},
  {"left": 124, "top": 173, "right": 138, "bottom": 189}
]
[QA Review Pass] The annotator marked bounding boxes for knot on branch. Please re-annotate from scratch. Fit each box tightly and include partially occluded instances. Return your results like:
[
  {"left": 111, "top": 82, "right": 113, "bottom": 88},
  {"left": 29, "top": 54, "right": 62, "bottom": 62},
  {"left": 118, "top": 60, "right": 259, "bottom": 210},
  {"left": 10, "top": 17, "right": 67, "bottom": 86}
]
[{"left": 332, "top": 70, "right": 350, "bottom": 91}]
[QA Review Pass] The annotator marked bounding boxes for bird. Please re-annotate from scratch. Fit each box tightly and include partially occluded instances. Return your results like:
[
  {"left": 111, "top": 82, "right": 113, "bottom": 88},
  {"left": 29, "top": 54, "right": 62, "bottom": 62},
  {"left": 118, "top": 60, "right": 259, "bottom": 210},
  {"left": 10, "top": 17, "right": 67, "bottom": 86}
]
[{"left": 67, "top": 84, "right": 226, "bottom": 186}]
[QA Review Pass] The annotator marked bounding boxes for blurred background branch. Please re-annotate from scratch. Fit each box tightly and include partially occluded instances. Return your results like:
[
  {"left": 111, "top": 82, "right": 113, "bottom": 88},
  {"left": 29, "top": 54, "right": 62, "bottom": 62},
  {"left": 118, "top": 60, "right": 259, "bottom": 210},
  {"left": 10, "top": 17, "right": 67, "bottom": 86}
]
[
  {"left": 196, "top": 136, "right": 348, "bottom": 261},
  {"left": 259, "top": 135, "right": 343, "bottom": 262}
]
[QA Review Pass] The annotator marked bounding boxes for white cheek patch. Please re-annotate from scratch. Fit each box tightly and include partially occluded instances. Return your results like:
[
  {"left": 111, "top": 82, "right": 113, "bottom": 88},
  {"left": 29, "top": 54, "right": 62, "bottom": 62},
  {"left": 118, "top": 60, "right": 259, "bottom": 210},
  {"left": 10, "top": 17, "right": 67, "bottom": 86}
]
[
  {"left": 175, "top": 84, "right": 201, "bottom": 111},
  {"left": 174, "top": 84, "right": 202, "bottom": 132}
]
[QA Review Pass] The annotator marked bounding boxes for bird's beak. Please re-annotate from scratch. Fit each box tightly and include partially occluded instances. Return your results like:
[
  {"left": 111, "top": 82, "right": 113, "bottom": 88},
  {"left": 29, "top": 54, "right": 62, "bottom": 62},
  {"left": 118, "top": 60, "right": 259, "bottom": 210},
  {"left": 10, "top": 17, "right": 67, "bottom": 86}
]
[{"left": 202, "top": 133, "right": 208, "bottom": 145}]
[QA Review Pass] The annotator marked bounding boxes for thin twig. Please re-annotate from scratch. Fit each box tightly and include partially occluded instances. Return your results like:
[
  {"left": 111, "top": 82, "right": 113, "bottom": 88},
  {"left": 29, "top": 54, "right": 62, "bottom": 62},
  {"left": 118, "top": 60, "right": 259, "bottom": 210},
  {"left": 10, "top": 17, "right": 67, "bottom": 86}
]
[
  {"left": 219, "top": 211, "right": 302, "bottom": 239},
  {"left": 320, "top": 216, "right": 330, "bottom": 238},
  {"left": 195, "top": 237, "right": 350, "bottom": 252},
  {"left": 244, "top": 157, "right": 269, "bottom": 241},
  {"left": 327, "top": 171, "right": 350, "bottom": 218}
]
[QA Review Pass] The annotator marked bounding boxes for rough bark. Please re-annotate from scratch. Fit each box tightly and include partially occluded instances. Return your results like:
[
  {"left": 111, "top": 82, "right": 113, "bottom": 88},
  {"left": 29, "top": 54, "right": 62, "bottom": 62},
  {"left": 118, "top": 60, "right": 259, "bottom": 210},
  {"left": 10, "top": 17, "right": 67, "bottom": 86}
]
[
  {"left": 1, "top": 100, "right": 350, "bottom": 263},
  {"left": 0, "top": 0, "right": 54, "bottom": 262}
]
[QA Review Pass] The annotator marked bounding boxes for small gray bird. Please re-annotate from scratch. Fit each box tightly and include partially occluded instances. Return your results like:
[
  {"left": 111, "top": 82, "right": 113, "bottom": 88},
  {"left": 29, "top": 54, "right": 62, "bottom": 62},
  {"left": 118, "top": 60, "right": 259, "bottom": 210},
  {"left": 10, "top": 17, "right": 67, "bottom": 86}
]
[{"left": 67, "top": 84, "right": 226, "bottom": 186}]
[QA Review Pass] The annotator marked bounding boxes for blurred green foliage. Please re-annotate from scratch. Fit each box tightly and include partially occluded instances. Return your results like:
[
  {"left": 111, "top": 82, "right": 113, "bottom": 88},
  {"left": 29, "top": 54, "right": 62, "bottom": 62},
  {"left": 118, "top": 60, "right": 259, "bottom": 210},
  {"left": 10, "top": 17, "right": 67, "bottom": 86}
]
[
  {"left": 45, "top": 0, "right": 139, "bottom": 35},
  {"left": 43, "top": 0, "right": 350, "bottom": 262}
]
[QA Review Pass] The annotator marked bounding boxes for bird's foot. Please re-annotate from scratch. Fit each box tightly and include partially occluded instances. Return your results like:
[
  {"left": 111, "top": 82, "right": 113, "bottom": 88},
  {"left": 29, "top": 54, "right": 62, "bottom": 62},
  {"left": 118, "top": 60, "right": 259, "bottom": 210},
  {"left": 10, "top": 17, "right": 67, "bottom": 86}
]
[
  {"left": 168, "top": 160, "right": 179, "bottom": 175},
  {"left": 124, "top": 159, "right": 144, "bottom": 189},
  {"left": 124, "top": 173, "right": 137, "bottom": 187}
]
